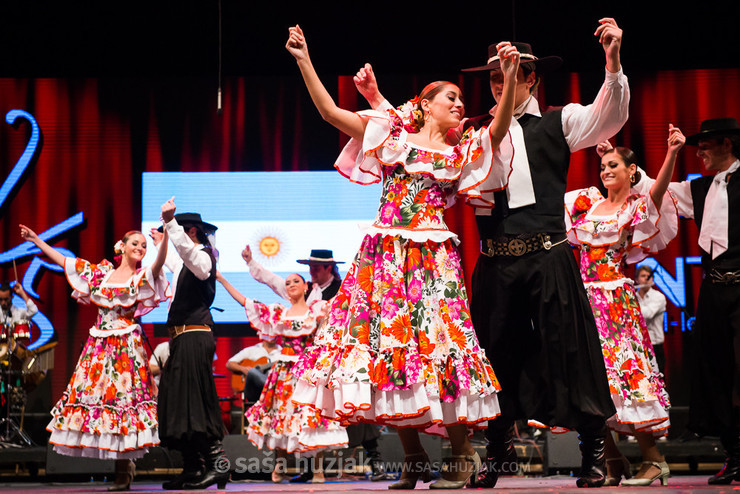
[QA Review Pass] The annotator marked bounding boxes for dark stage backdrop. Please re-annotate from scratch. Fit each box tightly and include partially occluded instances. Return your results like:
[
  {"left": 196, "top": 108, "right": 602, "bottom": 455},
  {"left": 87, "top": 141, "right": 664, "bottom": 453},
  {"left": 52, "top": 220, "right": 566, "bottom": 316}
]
[{"left": 1, "top": 67, "right": 739, "bottom": 413}]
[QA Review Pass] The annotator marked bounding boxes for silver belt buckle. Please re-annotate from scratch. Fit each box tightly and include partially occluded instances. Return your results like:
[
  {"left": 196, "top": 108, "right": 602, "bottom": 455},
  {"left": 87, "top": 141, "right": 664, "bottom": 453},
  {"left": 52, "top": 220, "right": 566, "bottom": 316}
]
[
  {"left": 543, "top": 234, "right": 553, "bottom": 250},
  {"left": 507, "top": 238, "right": 527, "bottom": 256}
]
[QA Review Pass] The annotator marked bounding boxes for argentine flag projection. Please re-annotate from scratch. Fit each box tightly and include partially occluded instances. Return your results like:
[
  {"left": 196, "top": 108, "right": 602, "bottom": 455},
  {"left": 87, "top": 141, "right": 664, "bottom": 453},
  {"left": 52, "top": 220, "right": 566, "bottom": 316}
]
[{"left": 140, "top": 171, "right": 381, "bottom": 325}]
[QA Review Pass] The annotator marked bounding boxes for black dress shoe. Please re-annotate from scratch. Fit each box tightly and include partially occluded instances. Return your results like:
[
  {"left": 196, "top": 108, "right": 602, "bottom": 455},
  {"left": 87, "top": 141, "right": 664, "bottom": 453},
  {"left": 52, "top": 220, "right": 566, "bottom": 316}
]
[
  {"left": 471, "top": 426, "right": 517, "bottom": 488},
  {"left": 709, "top": 432, "right": 740, "bottom": 485},
  {"left": 181, "top": 440, "right": 229, "bottom": 490},
  {"left": 576, "top": 432, "right": 606, "bottom": 488}
]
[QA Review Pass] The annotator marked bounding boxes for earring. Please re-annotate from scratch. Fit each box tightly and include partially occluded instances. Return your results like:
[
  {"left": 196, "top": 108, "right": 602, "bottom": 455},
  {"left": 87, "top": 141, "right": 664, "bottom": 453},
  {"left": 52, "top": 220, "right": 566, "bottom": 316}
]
[{"left": 630, "top": 174, "right": 636, "bottom": 184}]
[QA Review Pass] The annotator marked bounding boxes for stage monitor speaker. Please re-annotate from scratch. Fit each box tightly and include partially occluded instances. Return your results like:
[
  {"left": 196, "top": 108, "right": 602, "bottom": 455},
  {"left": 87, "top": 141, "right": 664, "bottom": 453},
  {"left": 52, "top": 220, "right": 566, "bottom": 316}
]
[
  {"left": 544, "top": 430, "right": 580, "bottom": 475},
  {"left": 377, "top": 428, "right": 442, "bottom": 470},
  {"left": 45, "top": 443, "right": 114, "bottom": 475}
]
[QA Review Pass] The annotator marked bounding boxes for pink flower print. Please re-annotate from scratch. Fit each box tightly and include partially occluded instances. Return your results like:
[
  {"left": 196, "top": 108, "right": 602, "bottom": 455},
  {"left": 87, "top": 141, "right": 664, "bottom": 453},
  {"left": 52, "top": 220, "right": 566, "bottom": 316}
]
[
  {"left": 425, "top": 185, "right": 445, "bottom": 208},
  {"left": 382, "top": 294, "right": 401, "bottom": 319},
  {"left": 380, "top": 202, "right": 401, "bottom": 224},
  {"left": 447, "top": 299, "right": 463, "bottom": 320},
  {"left": 407, "top": 279, "right": 423, "bottom": 304},
  {"left": 388, "top": 180, "right": 405, "bottom": 196}
]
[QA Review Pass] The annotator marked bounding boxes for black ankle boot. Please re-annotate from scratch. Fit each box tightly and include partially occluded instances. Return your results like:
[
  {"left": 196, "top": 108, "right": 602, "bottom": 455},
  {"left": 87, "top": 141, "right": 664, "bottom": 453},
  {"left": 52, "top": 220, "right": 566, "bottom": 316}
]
[
  {"left": 182, "top": 440, "right": 229, "bottom": 490},
  {"left": 472, "top": 426, "right": 517, "bottom": 488},
  {"left": 576, "top": 431, "right": 606, "bottom": 488},
  {"left": 367, "top": 450, "right": 388, "bottom": 481},
  {"left": 162, "top": 450, "right": 204, "bottom": 490},
  {"left": 709, "top": 432, "right": 740, "bottom": 485}
]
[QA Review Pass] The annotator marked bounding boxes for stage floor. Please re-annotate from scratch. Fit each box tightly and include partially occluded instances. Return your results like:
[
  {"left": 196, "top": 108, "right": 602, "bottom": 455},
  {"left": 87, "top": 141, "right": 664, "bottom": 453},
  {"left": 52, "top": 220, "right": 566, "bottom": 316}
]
[{"left": 0, "top": 476, "right": 736, "bottom": 493}]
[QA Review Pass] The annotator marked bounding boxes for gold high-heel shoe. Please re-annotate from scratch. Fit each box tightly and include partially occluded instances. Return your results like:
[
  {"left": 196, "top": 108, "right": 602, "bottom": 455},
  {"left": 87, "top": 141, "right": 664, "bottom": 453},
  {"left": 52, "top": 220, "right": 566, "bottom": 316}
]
[
  {"left": 621, "top": 460, "right": 669, "bottom": 486},
  {"left": 388, "top": 452, "right": 432, "bottom": 490},
  {"left": 430, "top": 451, "right": 481, "bottom": 489},
  {"left": 602, "top": 455, "right": 632, "bottom": 486}
]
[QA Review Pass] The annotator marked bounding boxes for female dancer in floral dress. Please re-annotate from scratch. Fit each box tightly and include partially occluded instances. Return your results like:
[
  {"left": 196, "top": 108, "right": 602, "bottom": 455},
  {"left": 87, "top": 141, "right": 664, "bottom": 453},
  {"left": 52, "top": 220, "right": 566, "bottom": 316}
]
[
  {"left": 19, "top": 225, "right": 170, "bottom": 491},
  {"left": 563, "top": 124, "right": 685, "bottom": 486},
  {"left": 217, "top": 264, "right": 348, "bottom": 484},
  {"left": 284, "top": 25, "right": 519, "bottom": 489}
]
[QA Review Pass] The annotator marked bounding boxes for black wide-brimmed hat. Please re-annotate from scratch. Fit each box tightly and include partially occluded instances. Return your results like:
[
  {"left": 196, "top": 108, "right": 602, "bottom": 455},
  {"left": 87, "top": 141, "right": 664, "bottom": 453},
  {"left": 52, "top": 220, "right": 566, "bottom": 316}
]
[
  {"left": 685, "top": 118, "right": 740, "bottom": 146},
  {"left": 462, "top": 41, "right": 562, "bottom": 73},
  {"left": 296, "top": 249, "right": 344, "bottom": 265},
  {"left": 157, "top": 212, "right": 217, "bottom": 233}
]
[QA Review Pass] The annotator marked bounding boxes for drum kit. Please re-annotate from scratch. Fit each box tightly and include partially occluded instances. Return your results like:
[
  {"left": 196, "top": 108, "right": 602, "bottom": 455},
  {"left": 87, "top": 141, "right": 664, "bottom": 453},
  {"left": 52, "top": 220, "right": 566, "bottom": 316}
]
[{"left": 0, "top": 319, "right": 53, "bottom": 448}]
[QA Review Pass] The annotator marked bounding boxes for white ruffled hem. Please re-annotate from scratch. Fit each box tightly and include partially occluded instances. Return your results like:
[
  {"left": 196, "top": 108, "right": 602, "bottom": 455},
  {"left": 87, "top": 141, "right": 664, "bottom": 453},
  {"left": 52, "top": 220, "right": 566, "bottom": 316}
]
[
  {"left": 583, "top": 277, "right": 634, "bottom": 290},
  {"left": 88, "top": 323, "right": 140, "bottom": 337},
  {"left": 359, "top": 224, "right": 459, "bottom": 244},
  {"left": 291, "top": 380, "right": 500, "bottom": 436},
  {"left": 607, "top": 394, "right": 670, "bottom": 437},
  {"left": 48, "top": 428, "right": 159, "bottom": 459},
  {"left": 247, "top": 428, "right": 348, "bottom": 456}
]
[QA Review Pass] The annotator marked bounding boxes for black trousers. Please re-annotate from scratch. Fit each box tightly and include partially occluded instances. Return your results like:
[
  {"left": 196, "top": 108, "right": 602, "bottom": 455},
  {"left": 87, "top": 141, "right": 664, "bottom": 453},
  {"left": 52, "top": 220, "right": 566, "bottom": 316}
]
[
  {"left": 158, "top": 331, "right": 225, "bottom": 451},
  {"left": 470, "top": 241, "right": 615, "bottom": 435},
  {"left": 689, "top": 278, "right": 740, "bottom": 436}
]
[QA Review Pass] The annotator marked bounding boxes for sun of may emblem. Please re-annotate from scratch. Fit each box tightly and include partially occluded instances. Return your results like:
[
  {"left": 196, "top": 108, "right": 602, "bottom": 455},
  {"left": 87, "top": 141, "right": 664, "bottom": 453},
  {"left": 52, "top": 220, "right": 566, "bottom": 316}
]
[{"left": 259, "top": 236, "right": 281, "bottom": 258}]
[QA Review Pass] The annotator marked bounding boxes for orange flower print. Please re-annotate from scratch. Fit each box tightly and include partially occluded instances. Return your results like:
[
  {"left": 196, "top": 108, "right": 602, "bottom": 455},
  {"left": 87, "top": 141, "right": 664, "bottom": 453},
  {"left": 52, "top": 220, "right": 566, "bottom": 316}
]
[
  {"left": 357, "top": 265, "right": 375, "bottom": 294},
  {"left": 574, "top": 194, "right": 593, "bottom": 213},
  {"left": 104, "top": 384, "right": 117, "bottom": 403},
  {"left": 418, "top": 329, "right": 436, "bottom": 355},
  {"left": 597, "top": 263, "right": 617, "bottom": 281},
  {"left": 447, "top": 322, "right": 467, "bottom": 349},
  {"left": 389, "top": 313, "right": 411, "bottom": 344}
]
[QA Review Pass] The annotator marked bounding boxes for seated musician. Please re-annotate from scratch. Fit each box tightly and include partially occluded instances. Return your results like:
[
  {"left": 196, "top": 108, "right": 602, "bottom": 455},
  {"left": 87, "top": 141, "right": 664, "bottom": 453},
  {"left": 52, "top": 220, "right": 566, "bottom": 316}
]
[
  {"left": 226, "top": 337, "right": 281, "bottom": 403},
  {"left": 0, "top": 282, "right": 38, "bottom": 340}
]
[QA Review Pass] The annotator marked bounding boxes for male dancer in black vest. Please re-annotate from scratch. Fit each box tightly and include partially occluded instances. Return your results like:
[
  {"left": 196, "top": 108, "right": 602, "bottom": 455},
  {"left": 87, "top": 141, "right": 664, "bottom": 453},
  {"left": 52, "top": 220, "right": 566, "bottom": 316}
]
[
  {"left": 665, "top": 118, "right": 740, "bottom": 485},
  {"left": 356, "top": 17, "right": 628, "bottom": 488},
  {"left": 153, "top": 198, "right": 228, "bottom": 490}
]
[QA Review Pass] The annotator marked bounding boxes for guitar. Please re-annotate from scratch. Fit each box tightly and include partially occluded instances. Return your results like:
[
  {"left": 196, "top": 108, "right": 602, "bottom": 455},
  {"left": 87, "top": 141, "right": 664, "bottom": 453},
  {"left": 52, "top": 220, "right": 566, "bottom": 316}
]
[{"left": 230, "top": 357, "right": 275, "bottom": 393}]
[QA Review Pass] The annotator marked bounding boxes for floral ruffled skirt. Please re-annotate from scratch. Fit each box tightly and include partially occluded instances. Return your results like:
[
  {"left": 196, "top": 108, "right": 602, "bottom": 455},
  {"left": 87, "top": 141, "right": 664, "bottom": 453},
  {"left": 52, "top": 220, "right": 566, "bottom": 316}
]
[
  {"left": 47, "top": 328, "right": 159, "bottom": 459},
  {"left": 245, "top": 360, "right": 348, "bottom": 455},
  {"left": 292, "top": 233, "right": 501, "bottom": 436},
  {"left": 587, "top": 283, "right": 670, "bottom": 436}
]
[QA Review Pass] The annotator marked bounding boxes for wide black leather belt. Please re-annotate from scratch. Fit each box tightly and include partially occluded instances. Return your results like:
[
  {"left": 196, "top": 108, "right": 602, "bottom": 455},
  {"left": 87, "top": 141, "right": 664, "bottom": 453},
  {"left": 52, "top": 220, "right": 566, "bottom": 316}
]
[
  {"left": 480, "top": 233, "right": 568, "bottom": 257},
  {"left": 168, "top": 324, "right": 211, "bottom": 339},
  {"left": 709, "top": 269, "right": 740, "bottom": 285}
]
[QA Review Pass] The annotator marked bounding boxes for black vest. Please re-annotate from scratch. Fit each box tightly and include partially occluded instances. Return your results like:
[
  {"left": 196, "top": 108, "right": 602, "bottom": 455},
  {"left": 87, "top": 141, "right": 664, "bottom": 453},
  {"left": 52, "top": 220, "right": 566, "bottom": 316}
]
[
  {"left": 467, "top": 109, "right": 571, "bottom": 237},
  {"left": 166, "top": 247, "right": 217, "bottom": 327},
  {"left": 322, "top": 278, "right": 342, "bottom": 300},
  {"left": 690, "top": 174, "right": 740, "bottom": 271}
]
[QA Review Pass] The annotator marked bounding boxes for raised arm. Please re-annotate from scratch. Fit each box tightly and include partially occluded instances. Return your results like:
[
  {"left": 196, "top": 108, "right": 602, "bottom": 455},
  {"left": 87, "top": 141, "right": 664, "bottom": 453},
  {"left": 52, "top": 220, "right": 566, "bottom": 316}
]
[
  {"left": 19, "top": 224, "right": 69, "bottom": 268},
  {"left": 241, "top": 245, "right": 290, "bottom": 301},
  {"left": 487, "top": 42, "right": 519, "bottom": 147},
  {"left": 595, "top": 17, "right": 622, "bottom": 74},
  {"left": 216, "top": 271, "right": 247, "bottom": 307},
  {"left": 150, "top": 228, "right": 168, "bottom": 278},
  {"left": 649, "top": 124, "right": 685, "bottom": 209},
  {"left": 286, "top": 25, "right": 367, "bottom": 141},
  {"left": 354, "top": 63, "right": 386, "bottom": 110}
]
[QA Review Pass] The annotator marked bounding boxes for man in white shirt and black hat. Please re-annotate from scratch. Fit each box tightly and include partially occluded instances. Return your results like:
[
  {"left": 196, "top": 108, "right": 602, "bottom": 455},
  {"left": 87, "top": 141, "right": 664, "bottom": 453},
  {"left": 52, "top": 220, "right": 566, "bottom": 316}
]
[
  {"left": 152, "top": 200, "right": 229, "bottom": 490},
  {"left": 666, "top": 117, "right": 740, "bottom": 485}
]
